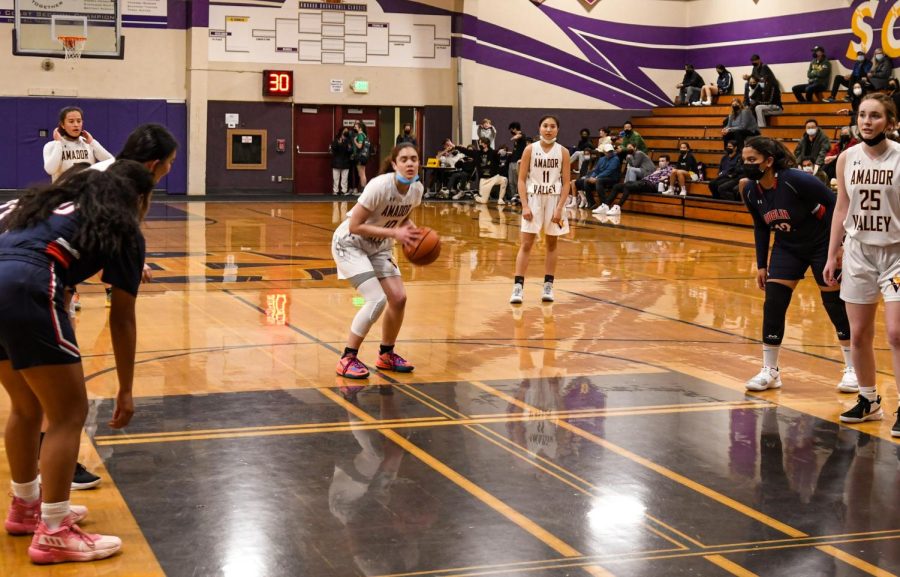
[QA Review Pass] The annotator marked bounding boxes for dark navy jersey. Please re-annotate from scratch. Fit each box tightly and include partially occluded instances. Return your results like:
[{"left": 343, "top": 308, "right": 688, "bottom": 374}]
[
  {"left": 0, "top": 200, "right": 145, "bottom": 296},
  {"left": 742, "top": 169, "right": 835, "bottom": 269}
]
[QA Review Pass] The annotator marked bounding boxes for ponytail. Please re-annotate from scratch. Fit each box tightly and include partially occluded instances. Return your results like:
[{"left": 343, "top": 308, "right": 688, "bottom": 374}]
[{"left": 743, "top": 136, "right": 797, "bottom": 170}]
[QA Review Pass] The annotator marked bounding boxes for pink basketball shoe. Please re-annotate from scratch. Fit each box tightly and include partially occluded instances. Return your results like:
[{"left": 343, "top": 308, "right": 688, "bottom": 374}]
[
  {"left": 5, "top": 496, "right": 87, "bottom": 535},
  {"left": 28, "top": 515, "right": 119, "bottom": 564}
]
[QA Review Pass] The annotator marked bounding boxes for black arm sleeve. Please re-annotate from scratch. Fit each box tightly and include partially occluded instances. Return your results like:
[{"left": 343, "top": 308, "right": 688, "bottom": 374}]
[{"left": 743, "top": 184, "right": 771, "bottom": 269}]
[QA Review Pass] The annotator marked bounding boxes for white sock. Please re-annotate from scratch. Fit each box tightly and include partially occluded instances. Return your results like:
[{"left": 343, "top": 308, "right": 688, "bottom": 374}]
[
  {"left": 858, "top": 386, "right": 878, "bottom": 402},
  {"left": 41, "top": 501, "right": 70, "bottom": 530},
  {"left": 841, "top": 346, "right": 853, "bottom": 368},
  {"left": 763, "top": 345, "right": 780, "bottom": 369},
  {"left": 11, "top": 478, "right": 40, "bottom": 503}
]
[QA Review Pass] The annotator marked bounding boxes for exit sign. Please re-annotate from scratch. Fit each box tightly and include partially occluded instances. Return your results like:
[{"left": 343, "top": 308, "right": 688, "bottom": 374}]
[{"left": 350, "top": 79, "right": 369, "bottom": 94}]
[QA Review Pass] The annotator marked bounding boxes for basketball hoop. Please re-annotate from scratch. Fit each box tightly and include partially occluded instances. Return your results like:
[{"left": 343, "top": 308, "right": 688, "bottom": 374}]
[{"left": 57, "top": 35, "right": 86, "bottom": 60}]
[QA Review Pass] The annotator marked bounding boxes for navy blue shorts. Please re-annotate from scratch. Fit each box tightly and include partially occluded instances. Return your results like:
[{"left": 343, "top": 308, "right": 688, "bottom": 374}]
[
  {"left": 0, "top": 255, "right": 80, "bottom": 370},
  {"left": 768, "top": 242, "right": 829, "bottom": 286}
]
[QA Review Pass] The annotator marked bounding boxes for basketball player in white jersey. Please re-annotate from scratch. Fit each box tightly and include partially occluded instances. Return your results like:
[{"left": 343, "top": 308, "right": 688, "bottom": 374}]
[
  {"left": 510, "top": 116, "right": 571, "bottom": 304},
  {"left": 43, "top": 107, "right": 113, "bottom": 183},
  {"left": 824, "top": 93, "right": 900, "bottom": 436},
  {"left": 332, "top": 143, "right": 423, "bottom": 384}
]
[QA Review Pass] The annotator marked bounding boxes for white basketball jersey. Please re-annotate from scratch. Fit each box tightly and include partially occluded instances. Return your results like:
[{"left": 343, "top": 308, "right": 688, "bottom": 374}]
[
  {"left": 842, "top": 140, "right": 900, "bottom": 246},
  {"left": 526, "top": 142, "right": 563, "bottom": 195},
  {"left": 347, "top": 172, "right": 423, "bottom": 229},
  {"left": 43, "top": 138, "right": 112, "bottom": 182}
]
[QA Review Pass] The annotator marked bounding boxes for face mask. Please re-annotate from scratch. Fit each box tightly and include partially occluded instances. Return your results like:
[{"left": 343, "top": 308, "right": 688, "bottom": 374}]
[
  {"left": 749, "top": 83, "right": 757, "bottom": 88},
  {"left": 623, "top": 130, "right": 632, "bottom": 135},
  {"left": 498, "top": 150, "right": 507, "bottom": 156},
  {"left": 540, "top": 137, "right": 557, "bottom": 145},
  {"left": 732, "top": 104, "right": 740, "bottom": 110},
  {"left": 743, "top": 162, "right": 766, "bottom": 180},
  {"left": 396, "top": 173, "right": 420, "bottom": 185},
  {"left": 726, "top": 148, "right": 735, "bottom": 155},
  {"left": 876, "top": 54, "right": 885, "bottom": 62},
  {"left": 759, "top": 82, "right": 766, "bottom": 88},
  {"left": 680, "top": 149, "right": 688, "bottom": 155},
  {"left": 659, "top": 161, "right": 668, "bottom": 168},
  {"left": 806, "top": 128, "right": 818, "bottom": 137},
  {"left": 802, "top": 166, "right": 814, "bottom": 173},
  {"left": 404, "top": 129, "right": 411, "bottom": 134},
  {"left": 840, "top": 133, "right": 850, "bottom": 142},
  {"left": 853, "top": 88, "right": 863, "bottom": 96},
  {"left": 857, "top": 56, "right": 865, "bottom": 62},
  {"left": 862, "top": 132, "right": 887, "bottom": 147}
]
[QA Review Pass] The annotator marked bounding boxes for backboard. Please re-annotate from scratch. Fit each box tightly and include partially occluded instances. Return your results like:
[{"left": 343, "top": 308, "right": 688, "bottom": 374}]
[{"left": 13, "top": 0, "right": 123, "bottom": 58}]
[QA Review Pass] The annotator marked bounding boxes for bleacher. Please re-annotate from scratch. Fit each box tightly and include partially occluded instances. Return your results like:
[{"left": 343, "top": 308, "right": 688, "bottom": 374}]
[{"left": 621, "top": 92, "right": 850, "bottom": 226}]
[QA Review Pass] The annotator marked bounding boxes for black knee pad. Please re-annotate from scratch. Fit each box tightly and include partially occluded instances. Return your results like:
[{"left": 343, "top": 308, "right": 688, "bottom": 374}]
[
  {"left": 821, "top": 290, "right": 851, "bottom": 341},
  {"left": 762, "top": 282, "right": 793, "bottom": 345}
]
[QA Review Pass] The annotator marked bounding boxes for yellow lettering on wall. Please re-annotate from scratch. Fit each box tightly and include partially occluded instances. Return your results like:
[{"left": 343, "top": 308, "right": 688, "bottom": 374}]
[
  {"left": 883, "top": 0, "right": 900, "bottom": 58},
  {"left": 848, "top": 0, "right": 877, "bottom": 59}
]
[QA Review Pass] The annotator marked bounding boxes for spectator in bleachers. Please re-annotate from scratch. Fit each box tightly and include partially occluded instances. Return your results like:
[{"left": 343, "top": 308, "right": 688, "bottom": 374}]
[
  {"left": 433, "top": 138, "right": 464, "bottom": 198},
  {"left": 836, "top": 81, "right": 868, "bottom": 126},
  {"left": 754, "top": 73, "right": 784, "bottom": 128},
  {"left": 569, "top": 129, "right": 594, "bottom": 171},
  {"left": 586, "top": 143, "right": 621, "bottom": 212},
  {"left": 663, "top": 142, "right": 699, "bottom": 196},
  {"left": 597, "top": 127, "right": 612, "bottom": 149},
  {"left": 708, "top": 141, "right": 743, "bottom": 201},
  {"left": 676, "top": 64, "right": 704, "bottom": 105},
  {"left": 793, "top": 119, "right": 830, "bottom": 172},
  {"left": 799, "top": 158, "right": 830, "bottom": 186},
  {"left": 571, "top": 147, "right": 599, "bottom": 209},
  {"left": 623, "top": 143, "right": 655, "bottom": 182},
  {"left": 722, "top": 99, "right": 760, "bottom": 151},
  {"left": 743, "top": 54, "right": 774, "bottom": 102},
  {"left": 744, "top": 76, "right": 763, "bottom": 108},
  {"left": 824, "top": 50, "right": 871, "bottom": 102},
  {"left": 791, "top": 45, "right": 831, "bottom": 102},
  {"left": 820, "top": 125, "right": 857, "bottom": 181},
  {"left": 863, "top": 47, "right": 893, "bottom": 90},
  {"left": 607, "top": 155, "right": 674, "bottom": 211},
  {"left": 395, "top": 123, "right": 417, "bottom": 146},
  {"left": 887, "top": 78, "right": 900, "bottom": 115},
  {"left": 459, "top": 137, "right": 508, "bottom": 205},
  {"left": 507, "top": 122, "right": 526, "bottom": 203},
  {"left": 697, "top": 64, "right": 734, "bottom": 106},
  {"left": 618, "top": 121, "right": 648, "bottom": 153},
  {"left": 477, "top": 118, "right": 497, "bottom": 149}
]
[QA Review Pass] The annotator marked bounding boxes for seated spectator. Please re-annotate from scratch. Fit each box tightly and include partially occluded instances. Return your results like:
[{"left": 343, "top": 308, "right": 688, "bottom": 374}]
[
  {"left": 663, "top": 142, "right": 699, "bottom": 196},
  {"left": 708, "top": 141, "right": 743, "bottom": 201},
  {"left": 676, "top": 64, "right": 704, "bottom": 105},
  {"left": 458, "top": 137, "right": 508, "bottom": 204},
  {"left": 821, "top": 125, "right": 857, "bottom": 181},
  {"left": 697, "top": 64, "right": 734, "bottom": 106},
  {"left": 447, "top": 147, "right": 476, "bottom": 197},
  {"left": 743, "top": 54, "right": 773, "bottom": 102},
  {"left": 569, "top": 129, "right": 595, "bottom": 173},
  {"left": 836, "top": 81, "right": 868, "bottom": 126},
  {"left": 793, "top": 119, "right": 831, "bottom": 172},
  {"left": 435, "top": 138, "right": 464, "bottom": 197},
  {"left": 887, "top": 78, "right": 900, "bottom": 116},
  {"left": 477, "top": 118, "right": 497, "bottom": 149},
  {"left": 824, "top": 50, "right": 871, "bottom": 102},
  {"left": 395, "top": 123, "right": 417, "bottom": 146},
  {"left": 863, "top": 47, "right": 893, "bottom": 91},
  {"left": 624, "top": 144, "right": 655, "bottom": 182},
  {"left": 744, "top": 75, "right": 763, "bottom": 108},
  {"left": 608, "top": 155, "right": 675, "bottom": 212},
  {"left": 799, "top": 158, "right": 829, "bottom": 186},
  {"left": 596, "top": 127, "right": 612, "bottom": 149},
  {"left": 722, "top": 99, "right": 760, "bottom": 150},
  {"left": 618, "top": 121, "right": 648, "bottom": 154},
  {"left": 753, "top": 73, "right": 784, "bottom": 128},
  {"left": 791, "top": 45, "right": 831, "bottom": 102},
  {"left": 570, "top": 148, "right": 599, "bottom": 209},
  {"left": 584, "top": 143, "right": 620, "bottom": 211}
]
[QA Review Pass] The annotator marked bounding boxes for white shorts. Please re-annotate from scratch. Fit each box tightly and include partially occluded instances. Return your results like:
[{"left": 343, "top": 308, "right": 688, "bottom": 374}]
[
  {"left": 521, "top": 193, "right": 569, "bottom": 236},
  {"left": 840, "top": 236, "right": 900, "bottom": 304},
  {"left": 332, "top": 222, "right": 400, "bottom": 283}
]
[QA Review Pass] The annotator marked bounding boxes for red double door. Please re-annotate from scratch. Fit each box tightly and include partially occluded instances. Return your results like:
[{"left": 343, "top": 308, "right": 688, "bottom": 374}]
[{"left": 292, "top": 105, "right": 379, "bottom": 194}]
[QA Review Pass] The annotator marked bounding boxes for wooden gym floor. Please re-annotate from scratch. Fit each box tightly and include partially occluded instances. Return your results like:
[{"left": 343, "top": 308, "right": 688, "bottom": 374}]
[{"left": 1, "top": 200, "right": 898, "bottom": 577}]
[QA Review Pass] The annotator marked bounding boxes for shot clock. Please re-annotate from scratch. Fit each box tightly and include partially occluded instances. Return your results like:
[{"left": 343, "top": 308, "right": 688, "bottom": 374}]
[{"left": 263, "top": 70, "right": 293, "bottom": 97}]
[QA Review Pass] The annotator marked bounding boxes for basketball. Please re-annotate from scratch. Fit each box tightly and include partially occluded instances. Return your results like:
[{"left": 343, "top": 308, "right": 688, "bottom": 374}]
[{"left": 404, "top": 227, "right": 441, "bottom": 265}]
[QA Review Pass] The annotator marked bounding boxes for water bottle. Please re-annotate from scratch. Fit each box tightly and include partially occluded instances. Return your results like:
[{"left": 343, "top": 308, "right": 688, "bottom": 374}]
[
  {"left": 696, "top": 162, "right": 705, "bottom": 180},
  {"left": 658, "top": 181, "right": 666, "bottom": 193}
]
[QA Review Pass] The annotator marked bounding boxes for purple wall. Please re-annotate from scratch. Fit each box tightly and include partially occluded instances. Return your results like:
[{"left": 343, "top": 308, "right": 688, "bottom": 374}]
[
  {"left": 206, "top": 101, "right": 293, "bottom": 194},
  {"left": 0, "top": 97, "right": 186, "bottom": 193}
]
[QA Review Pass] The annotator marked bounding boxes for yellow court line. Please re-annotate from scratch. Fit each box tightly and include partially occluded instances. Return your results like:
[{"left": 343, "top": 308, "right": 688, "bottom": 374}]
[
  {"left": 395, "top": 384, "right": 700, "bottom": 550},
  {"left": 468, "top": 380, "right": 899, "bottom": 577},
  {"left": 475, "top": 399, "right": 769, "bottom": 419},
  {"left": 316, "top": 386, "right": 617, "bottom": 577},
  {"left": 703, "top": 555, "right": 760, "bottom": 577},
  {"left": 816, "top": 545, "right": 898, "bottom": 577}
]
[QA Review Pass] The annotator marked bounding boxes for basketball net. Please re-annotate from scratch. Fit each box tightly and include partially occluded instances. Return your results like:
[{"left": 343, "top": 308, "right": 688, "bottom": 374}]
[{"left": 57, "top": 36, "right": 86, "bottom": 60}]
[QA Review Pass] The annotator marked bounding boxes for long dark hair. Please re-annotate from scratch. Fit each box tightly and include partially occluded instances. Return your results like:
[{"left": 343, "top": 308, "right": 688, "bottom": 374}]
[
  {"left": 118, "top": 123, "right": 178, "bottom": 163},
  {"left": 380, "top": 143, "right": 419, "bottom": 174},
  {"left": 743, "top": 136, "right": 797, "bottom": 170},
  {"left": 2, "top": 160, "right": 154, "bottom": 256}
]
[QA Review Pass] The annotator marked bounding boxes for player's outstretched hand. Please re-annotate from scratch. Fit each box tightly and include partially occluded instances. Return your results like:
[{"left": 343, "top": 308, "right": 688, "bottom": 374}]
[
  {"left": 756, "top": 267, "right": 768, "bottom": 290},
  {"left": 109, "top": 391, "right": 134, "bottom": 429}
]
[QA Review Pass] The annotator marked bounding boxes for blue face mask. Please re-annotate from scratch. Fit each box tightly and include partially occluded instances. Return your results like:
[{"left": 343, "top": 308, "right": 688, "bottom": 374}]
[{"left": 396, "top": 173, "right": 420, "bottom": 185}]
